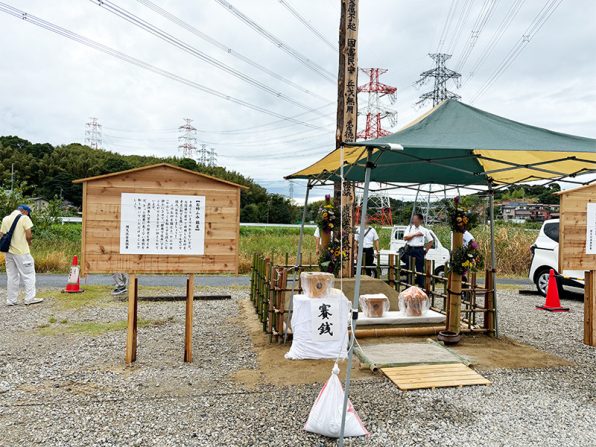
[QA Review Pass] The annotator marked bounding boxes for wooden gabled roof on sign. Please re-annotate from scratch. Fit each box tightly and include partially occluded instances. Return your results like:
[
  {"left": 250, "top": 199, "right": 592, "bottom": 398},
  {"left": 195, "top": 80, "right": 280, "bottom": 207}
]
[{"left": 72, "top": 163, "right": 248, "bottom": 189}]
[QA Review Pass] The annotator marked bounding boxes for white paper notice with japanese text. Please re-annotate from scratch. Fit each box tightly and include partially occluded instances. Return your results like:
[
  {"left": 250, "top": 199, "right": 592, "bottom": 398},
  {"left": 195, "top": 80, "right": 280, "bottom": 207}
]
[
  {"left": 587, "top": 203, "right": 596, "bottom": 255},
  {"left": 310, "top": 297, "right": 341, "bottom": 341},
  {"left": 120, "top": 193, "right": 205, "bottom": 255}
]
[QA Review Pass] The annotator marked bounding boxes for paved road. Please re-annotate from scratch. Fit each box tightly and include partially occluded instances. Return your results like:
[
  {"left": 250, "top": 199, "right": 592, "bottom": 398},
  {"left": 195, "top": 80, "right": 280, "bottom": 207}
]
[{"left": 0, "top": 273, "right": 533, "bottom": 288}]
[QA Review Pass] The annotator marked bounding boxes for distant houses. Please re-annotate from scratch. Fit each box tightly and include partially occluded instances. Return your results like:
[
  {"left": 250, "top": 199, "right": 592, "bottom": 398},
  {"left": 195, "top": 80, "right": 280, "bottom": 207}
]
[{"left": 500, "top": 201, "right": 560, "bottom": 223}]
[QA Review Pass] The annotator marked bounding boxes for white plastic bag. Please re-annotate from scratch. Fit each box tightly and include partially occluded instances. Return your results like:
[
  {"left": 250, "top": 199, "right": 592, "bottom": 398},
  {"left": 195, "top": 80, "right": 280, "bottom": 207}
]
[{"left": 304, "top": 364, "right": 368, "bottom": 438}]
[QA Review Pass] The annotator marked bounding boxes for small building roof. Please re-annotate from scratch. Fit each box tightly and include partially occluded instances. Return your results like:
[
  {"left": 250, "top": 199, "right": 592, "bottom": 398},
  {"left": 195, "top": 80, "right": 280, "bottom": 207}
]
[
  {"left": 556, "top": 181, "right": 596, "bottom": 195},
  {"left": 72, "top": 163, "right": 248, "bottom": 189}
]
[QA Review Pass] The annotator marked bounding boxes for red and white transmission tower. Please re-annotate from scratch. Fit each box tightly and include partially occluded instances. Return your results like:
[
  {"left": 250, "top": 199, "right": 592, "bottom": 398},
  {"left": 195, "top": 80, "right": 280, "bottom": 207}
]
[
  {"left": 354, "top": 68, "right": 397, "bottom": 226},
  {"left": 357, "top": 68, "right": 397, "bottom": 140}
]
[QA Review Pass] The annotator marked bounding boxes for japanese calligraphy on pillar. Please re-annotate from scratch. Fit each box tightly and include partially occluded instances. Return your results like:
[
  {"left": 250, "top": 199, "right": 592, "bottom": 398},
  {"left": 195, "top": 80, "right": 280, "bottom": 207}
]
[
  {"left": 119, "top": 193, "right": 205, "bottom": 255},
  {"left": 340, "top": 0, "right": 358, "bottom": 143},
  {"left": 310, "top": 297, "right": 341, "bottom": 341}
]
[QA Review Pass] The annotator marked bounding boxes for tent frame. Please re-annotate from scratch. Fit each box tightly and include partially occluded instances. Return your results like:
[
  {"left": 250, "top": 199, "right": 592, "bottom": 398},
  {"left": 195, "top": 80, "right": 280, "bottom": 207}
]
[{"left": 286, "top": 144, "right": 595, "bottom": 446}]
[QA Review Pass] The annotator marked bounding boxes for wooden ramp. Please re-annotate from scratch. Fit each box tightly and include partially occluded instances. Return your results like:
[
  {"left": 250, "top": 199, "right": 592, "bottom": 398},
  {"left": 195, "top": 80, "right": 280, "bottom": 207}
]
[{"left": 382, "top": 363, "right": 491, "bottom": 391}]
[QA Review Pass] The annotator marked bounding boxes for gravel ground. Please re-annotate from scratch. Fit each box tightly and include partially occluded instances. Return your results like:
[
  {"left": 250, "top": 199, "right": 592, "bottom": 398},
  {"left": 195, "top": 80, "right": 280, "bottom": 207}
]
[{"left": 0, "top": 286, "right": 594, "bottom": 447}]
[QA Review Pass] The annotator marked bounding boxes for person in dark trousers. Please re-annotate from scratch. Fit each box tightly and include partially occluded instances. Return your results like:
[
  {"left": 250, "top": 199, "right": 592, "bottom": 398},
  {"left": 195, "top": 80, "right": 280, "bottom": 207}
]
[
  {"left": 403, "top": 213, "right": 433, "bottom": 287},
  {"left": 354, "top": 216, "right": 380, "bottom": 277}
]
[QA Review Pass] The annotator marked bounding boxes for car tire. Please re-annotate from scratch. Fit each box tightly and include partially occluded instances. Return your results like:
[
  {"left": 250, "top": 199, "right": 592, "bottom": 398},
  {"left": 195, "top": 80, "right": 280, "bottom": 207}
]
[
  {"left": 534, "top": 267, "right": 552, "bottom": 297},
  {"left": 434, "top": 266, "right": 445, "bottom": 278}
]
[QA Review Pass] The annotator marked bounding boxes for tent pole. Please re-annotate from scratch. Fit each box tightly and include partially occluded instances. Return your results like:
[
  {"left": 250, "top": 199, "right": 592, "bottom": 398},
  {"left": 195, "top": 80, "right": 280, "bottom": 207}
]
[
  {"left": 410, "top": 184, "right": 421, "bottom": 223},
  {"left": 283, "top": 181, "right": 312, "bottom": 343},
  {"left": 488, "top": 182, "right": 499, "bottom": 337},
  {"left": 338, "top": 148, "right": 373, "bottom": 446}
]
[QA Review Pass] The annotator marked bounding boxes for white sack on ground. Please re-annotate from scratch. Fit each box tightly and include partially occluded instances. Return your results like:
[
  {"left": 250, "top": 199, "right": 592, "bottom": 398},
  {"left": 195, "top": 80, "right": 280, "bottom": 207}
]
[{"left": 304, "top": 364, "right": 368, "bottom": 438}]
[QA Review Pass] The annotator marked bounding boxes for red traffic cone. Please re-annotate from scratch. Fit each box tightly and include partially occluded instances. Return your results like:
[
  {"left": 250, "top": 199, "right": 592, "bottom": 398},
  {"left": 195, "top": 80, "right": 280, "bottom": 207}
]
[
  {"left": 63, "top": 256, "right": 84, "bottom": 293},
  {"left": 536, "top": 269, "right": 568, "bottom": 312}
]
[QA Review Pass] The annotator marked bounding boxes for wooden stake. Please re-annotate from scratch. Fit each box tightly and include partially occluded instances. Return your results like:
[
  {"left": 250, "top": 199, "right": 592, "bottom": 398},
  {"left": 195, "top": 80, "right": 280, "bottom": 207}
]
[
  {"left": 585, "top": 270, "right": 596, "bottom": 346},
  {"left": 184, "top": 273, "right": 194, "bottom": 363},
  {"left": 125, "top": 274, "right": 138, "bottom": 365},
  {"left": 484, "top": 267, "right": 495, "bottom": 333},
  {"left": 388, "top": 254, "right": 395, "bottom": 287}
]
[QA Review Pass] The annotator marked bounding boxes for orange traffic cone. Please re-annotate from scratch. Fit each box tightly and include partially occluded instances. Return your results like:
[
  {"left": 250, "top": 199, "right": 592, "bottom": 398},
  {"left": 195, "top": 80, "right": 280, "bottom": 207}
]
[
  {"left": 63, "top": 256, "right": 84, "bottom": 293},
  {"left": 536, "top": 269, "right": 568, "bottom": 312}
]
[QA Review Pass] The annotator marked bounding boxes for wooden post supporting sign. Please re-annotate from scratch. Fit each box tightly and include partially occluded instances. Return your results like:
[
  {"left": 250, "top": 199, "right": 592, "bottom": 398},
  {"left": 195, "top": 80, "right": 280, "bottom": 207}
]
[
  {"left": 125, "top": 274, "right": 138, "bottom": 365},
  {"left": 585, "top": 270, "right": 596, "bottom": 347},
  {"left": 184, "top": 274, "right": 195, "bottom": 362}
]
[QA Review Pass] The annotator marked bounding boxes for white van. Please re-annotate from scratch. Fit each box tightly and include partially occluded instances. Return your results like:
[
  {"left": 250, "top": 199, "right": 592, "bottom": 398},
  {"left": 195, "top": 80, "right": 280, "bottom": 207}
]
[
  {"left": 529, "top": 219, "right": 584, "bottom": 296},
  {"left": 379, "top": 225, "right": 450, "bottom": 276}
]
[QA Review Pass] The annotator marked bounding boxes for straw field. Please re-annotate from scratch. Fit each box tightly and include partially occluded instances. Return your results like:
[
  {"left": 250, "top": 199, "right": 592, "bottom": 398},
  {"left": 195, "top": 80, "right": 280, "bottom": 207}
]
[{"left": 0, "top": 224, "right": 537, "bottom": 277}]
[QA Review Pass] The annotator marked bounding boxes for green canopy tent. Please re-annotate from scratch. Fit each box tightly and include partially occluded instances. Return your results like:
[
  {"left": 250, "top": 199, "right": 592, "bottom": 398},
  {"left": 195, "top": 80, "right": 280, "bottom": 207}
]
[{"left": 284, "top": 100, "right": 596, "bottom": 436}]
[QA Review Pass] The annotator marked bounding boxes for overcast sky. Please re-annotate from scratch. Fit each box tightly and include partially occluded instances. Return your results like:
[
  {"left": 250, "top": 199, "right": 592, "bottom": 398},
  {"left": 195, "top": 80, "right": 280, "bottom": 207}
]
[{"left": 1, "top": 0, "right": 595, "bottom": 201}]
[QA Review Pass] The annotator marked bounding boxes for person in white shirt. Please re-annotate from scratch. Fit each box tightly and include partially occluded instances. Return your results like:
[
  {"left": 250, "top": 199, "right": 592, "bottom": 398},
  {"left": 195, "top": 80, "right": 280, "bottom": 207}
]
[
  {"left": 354, "top": 216, "right": 380, "bottom": 277},
  {"left": 403, "top": 213, "right": 433, "bottom": 287},
  {"left": 463, "top": 230, "right": 474, "bottom": 247}
]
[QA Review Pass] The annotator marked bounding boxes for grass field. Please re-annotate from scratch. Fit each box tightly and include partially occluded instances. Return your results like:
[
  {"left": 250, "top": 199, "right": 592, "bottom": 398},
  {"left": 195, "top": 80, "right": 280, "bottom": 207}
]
[{"left": 0, "top": 223, "right": 537, "bottom": 277}]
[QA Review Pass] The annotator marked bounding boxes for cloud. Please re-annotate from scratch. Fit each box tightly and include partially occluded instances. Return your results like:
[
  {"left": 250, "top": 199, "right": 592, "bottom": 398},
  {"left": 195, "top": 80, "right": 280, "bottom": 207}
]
[{"left": 0, "top": 0, "right": 594, "bottom": 199}]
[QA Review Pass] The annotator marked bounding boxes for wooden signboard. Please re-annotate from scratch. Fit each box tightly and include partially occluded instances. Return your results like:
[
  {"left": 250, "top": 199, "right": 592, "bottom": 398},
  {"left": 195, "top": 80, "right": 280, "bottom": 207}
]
[
  {"left": 74, "top": 163, "right": 244, "bottom": 275},
  {"left": 74, "top": 163, "right": 246, "bottom": 364},
  {"left": 558, "top": 183, "right": 596, "bottom": 271},
  {"left": 558, "top": 183, "right": 596, "bottom": 347}
]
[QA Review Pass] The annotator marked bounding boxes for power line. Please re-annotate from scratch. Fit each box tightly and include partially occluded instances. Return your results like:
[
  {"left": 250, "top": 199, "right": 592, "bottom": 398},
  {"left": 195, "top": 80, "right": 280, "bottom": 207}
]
[
  {"left": 453, "top": 0, "right": 498, "bottom": 73},
  {"left": 277, "top": 0, "right": 337, "bottom": 51},
  {"left": 136, "top": 0, "right": 330, "bottom": 102},
  {"left": 445, "top": 0, "right": 474, "bottom": 55},
  {"left": 462, "top": 0, "right": 526, "bottom": 86},
  {"left": 214, "top": 0, "right": 336, "bottom": 82},
  {"left": 470, "top": 0, "right": 564, "bottom": 103},
  {"left": 0, "top": 3, "right": 328, "bottom": 130},
  {"left": 437, "top": 0, "right": 458, "bottom": 52},
  {"left": 92, "top": 0, "right": 329, "bottom": 117}
]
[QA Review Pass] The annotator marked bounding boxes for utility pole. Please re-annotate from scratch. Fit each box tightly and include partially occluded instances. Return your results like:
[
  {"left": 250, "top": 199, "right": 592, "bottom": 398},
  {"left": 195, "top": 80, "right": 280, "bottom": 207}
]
[
  {"left": 416, "top": 53, "right": 461, "bottom": 107},
  {"left": 196, "top": 144, "right": 208, "bottom": 165},
  {"left": 85, "top": 117, "right": 102, "bottom": 150},
  {"left": 357, "top": 68, "right": 397, "bottom": 140},
  {"left": 178, "top": 118, "right": 198, "bottom": 159}
]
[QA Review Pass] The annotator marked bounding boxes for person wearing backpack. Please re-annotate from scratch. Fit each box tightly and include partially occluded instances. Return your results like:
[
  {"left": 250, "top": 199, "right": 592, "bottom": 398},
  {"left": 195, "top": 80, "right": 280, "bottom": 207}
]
[{"left": 0, "top": 205, "right": 42, "bottom": 306}]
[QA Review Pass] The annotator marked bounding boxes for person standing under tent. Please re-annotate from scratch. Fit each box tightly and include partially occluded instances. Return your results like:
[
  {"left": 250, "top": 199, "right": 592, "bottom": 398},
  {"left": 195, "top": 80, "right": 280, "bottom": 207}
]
[
  {"left": 354, "top": 216, "right": 380, "bottom": 277},
  {"left": 1, "top": 205, "right": 43, "bottom": 306},
  {"left": 403, "top": 213, "right": 433, "bottom": 287},
  {"left": 112, "top": 273, "right": 128, "bottom": 296}
]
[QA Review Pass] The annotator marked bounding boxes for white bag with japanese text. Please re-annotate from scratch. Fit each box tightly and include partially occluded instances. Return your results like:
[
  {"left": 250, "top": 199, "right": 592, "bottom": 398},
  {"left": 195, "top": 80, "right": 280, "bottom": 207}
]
[{"left": 304, "top": 364, "right": 368, "bottom": 438}]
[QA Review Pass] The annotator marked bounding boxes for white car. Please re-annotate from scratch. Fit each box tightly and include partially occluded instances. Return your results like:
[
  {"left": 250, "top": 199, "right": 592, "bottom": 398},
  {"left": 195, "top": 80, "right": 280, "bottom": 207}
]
[
  {"left": 529, "top": 219, "right": 584, "bottom": 296},
  {"left": 379, "top": 225, "right": 450, "bottom": 276}
]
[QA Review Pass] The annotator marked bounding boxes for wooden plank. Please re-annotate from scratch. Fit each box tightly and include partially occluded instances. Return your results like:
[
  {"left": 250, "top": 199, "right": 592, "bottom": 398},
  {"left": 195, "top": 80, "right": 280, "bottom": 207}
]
[
  {"left": 382, "top": 363, "right": 490, "bottom": 391},
  {"left": 235, "top": 188, "right": 240, "bottom": 275},
  {"left": 184, "top": 274, "right": 194, "bottom": 362},
  {"left": 125, "top": 275, "right": 138, "bottom": 365},
  {"left": 86, "top": 189, "right": 238, "bottom": 205},
  {"left": 81, "top": 182, "right": 88, "bottom": 275}
]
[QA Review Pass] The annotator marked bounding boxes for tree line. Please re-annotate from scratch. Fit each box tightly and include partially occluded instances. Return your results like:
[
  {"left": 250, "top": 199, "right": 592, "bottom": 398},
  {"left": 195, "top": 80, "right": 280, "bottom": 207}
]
[{"left": 0, "top": 136, "right": 300, "bottom": 223}]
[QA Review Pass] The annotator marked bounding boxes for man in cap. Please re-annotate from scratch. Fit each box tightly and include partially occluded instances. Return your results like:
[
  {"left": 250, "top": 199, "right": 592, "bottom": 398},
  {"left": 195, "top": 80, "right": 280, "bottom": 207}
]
[{"left": 1, "top": 205, "right": 43, "bottom": 306}]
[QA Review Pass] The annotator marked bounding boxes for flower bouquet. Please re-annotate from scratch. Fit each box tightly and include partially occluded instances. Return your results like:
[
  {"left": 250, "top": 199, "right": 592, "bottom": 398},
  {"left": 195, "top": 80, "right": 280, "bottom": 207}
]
[
  {"left": 448, "top": 196, "right": 478, "bottom": 233},
  {"left": 450, "top": 240, "right": 484, "bottom": 275}
]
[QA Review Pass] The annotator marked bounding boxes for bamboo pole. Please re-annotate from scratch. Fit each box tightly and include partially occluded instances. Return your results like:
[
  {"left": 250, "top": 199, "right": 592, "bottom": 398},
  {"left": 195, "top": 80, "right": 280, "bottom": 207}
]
[
  {"left": 446, "top": 232, "right": 463, "bottom": 333},
  {"left": 354, "top": 325, "right": 446, "bottom": 338},
  {"left": 388, "top": 254, "right": 395, "bottom": 287}
]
